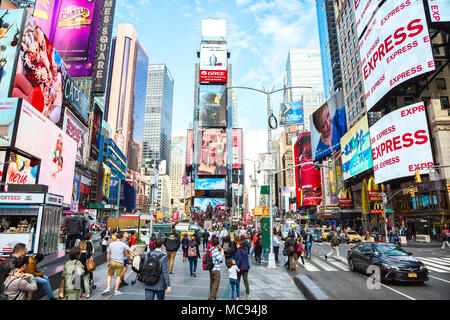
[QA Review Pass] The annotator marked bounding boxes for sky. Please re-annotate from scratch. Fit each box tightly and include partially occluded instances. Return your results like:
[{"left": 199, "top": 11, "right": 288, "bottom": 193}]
[{"left": 113, "top": 0, "right": 321, "bottom": 209}]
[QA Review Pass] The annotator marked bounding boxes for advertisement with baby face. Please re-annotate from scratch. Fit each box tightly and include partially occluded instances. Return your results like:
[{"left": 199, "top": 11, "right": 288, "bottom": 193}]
[
  {"left": 12, "top": 11, "right": 66, "bottom": 124},
  {"left": 14, "top": 99, "right": 77, "bottom": 204},
  {"left": 4, "top": 151, "right": 39, "bottom": 188}
]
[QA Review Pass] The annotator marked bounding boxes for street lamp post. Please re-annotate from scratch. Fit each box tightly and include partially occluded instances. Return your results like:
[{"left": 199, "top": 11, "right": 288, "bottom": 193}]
[
  {"left": 227, "top": 85, "right": 312, "bottom": 269},
  {"left": 246, "top": 158, "right": 259, "bottom": 229}
]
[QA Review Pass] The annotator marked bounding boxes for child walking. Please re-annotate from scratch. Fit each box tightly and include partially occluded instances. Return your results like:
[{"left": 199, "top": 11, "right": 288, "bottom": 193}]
[{"left": 226, "top": 258, "right": 240, "bottom": 300}]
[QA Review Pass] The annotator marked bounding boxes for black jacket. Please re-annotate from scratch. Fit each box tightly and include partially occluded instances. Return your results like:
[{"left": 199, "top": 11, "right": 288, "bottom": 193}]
[
  {"left": 202, "top": 231, "right": 210, "bottom": 242},
  {"left": 67, "top": 216, "right": 82, "bottom": 235},
  {"left": 164, "top": 232, "right": 180, "bottom": 252}
]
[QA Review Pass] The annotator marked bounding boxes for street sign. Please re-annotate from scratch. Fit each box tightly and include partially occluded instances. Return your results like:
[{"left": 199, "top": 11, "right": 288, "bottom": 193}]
[{"left": 261, "top": 186, "right": 270, "bottom": 195}]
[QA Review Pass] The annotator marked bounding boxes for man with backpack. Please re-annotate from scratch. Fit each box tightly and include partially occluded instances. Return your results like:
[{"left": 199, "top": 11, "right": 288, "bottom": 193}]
[
  {"left": 66, "top": 212, "right": 82, "bottom": 251},
  {"left": 141, "top": 238, "right": 171, "bottom": 300},
  {"left": 203, "top": 238, "right": 224, "bottom": 300},
  {"left": 164, "top": 227, "right": 180, "bottom": 275}
]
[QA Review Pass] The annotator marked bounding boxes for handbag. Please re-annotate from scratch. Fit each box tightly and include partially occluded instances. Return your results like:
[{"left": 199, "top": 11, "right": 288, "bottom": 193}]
[
  {"left": 57, "top": 279, "right": 65, "bottom": 299},
  {"left": 86, "top": 257, "right": 96, "bottom": 272},
  {"left": 282, "top": 248, "right": 287, "bottom": 256}
]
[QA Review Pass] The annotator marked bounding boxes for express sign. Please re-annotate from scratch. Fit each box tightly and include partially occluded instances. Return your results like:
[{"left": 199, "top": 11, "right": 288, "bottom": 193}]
[
  {"left": 354, "top": 0, "right": 382, "bottom": 37},
  {"left": 427, "top": 0, "right": 450, "bottom": 22},
  {"left": 369, "top": 102, "right": 434, "bottom": 184},
  {"left": 359, "top": 0, "right": 435, "bottom": 111}
]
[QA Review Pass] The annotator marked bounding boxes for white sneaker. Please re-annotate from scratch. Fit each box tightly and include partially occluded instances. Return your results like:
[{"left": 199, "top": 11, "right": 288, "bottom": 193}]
[
  {"left": 101, "top": 288, "right": 111, "bottom": 295},
  {"left": 114, "top": 291, "right": 123, "bottom": 296}
]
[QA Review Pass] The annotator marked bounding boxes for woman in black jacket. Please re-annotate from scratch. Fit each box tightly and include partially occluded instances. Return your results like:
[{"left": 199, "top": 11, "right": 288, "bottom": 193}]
[
  {"left": 187, "top": 236, "right": 200, "bottom": 277},
  {"left": 254, "top": 234, "right": 262, "bottom": 263},
  {"left": 285, "top": 234, "right": 299, "bottom": 271}
]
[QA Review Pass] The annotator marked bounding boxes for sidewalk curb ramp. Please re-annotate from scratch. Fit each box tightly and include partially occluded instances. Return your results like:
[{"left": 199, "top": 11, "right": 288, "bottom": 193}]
[{"left": 294, "top": 275, "right": 329, "bottom": 300}]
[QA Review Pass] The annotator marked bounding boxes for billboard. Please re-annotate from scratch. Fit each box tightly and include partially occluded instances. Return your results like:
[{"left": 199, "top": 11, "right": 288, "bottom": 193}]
[
  {"left": 4, "top": 151, "right": 39, "bottom": 187},
  {"left": 370, "top": 102, "right": 434, "bottom": 184},
  {"left": 70, "top": 171, "right": 80, "bottom": 211},
  {"left": 62, "top": 108, "right": 88, "bottom": 163},
  {"left": 359, "top": 0, "right": 435, "bottom": 111},
  {"left": 0, "top": 98, "right": 19, "bottom": 147},
  {"left": 199, "top": 43, "right": 227, "bottom": 82},
  {"left": 12, "top": 12, "right": 65, "bottom": 124},
  {"left": 353, "top": 0, "right": 382, "bottom": 37},
  {"left": 201, "top": 19, "right": 226, "bottom": 38},
  {"left": 329, "top": 155, "right": 344, "bottom": 206},
  {"left": 62, "top": 71, "right": 89, "bottom": 122},
  {"left": 14, "top": 99, "right": 77, "bottom": 204},
  {"left": 232, "top": 128, "right": 242, "bottom": 169},
  {"left": 0, "top": 9, "right": 25, "bottom": 99},
  {"left": 194, "top": 198, "right": 226, "bottom": 212},
  {"left": 198, "top": 84, "right": 227, "bottom": 127},
  {"left": 280, "top": 100, "right": 303, "bottom": 126},
  {"left": 102, "top": 163, "right": 111, "bottom": 202},
  {"left": 89, "top": 103, "right": 102, "bottom": 161},
  {"left": 293, "top": 133, "right": 322, "bottom": 207},
  {"left": 0, "top": 0, "right": 35, "bottom": 9},
  {"left": 109, "top": 176, "right": 119, "bottom": 204},
  {"left": 194, "top": 178, "right": 226, "bottom": 190},
  {"left": 186, "top": 129, "right": 193, "bottom": 167},
  {"left": 310, "top": 90, "right": 347, "bottom": 160},
  {"left": 341, "top": 115, "right": 373, "bottom": 180},
  {"left": 427, "top": 0, "right": 450, "bottom": 22},
  {"left": 197, "top": 128, "right": 227, "bottom": 175}
]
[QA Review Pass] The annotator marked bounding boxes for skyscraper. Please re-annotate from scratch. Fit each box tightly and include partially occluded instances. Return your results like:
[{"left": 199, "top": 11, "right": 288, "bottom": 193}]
[
  {"left": 170, "top": 136, "right": 186, "bottom": 214},
  {"left": 142, "top": 64, "right": 175, "bottom": 169}
]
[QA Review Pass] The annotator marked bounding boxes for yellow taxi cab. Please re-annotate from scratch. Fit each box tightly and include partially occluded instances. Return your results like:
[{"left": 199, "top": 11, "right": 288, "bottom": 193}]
[
  {"left": 345, "top": 230, "right": 363, "bottom": 243},
  {"left": 321, "top": 227, "right": 331, "bottom": 241}
]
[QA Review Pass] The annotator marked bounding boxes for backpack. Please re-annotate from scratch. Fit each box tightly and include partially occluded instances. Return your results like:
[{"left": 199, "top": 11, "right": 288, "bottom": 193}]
[
  {"left": 202, "top": 249, "right": 214, "bottom": 270},
  {"left": 188, "top": 245, "right": 197, "bottom": 258},
  {"left": 138, "top": 252, "right": 164, "bottom": 285}
]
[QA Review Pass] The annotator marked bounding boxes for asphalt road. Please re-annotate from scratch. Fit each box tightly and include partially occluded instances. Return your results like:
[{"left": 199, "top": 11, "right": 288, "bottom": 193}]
[{"left": 282, "top": 241, "right": 450, "bottom": 300}]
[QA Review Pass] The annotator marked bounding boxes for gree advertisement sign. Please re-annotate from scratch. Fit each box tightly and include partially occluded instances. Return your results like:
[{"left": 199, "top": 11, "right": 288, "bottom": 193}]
[
  {"left": 359, "top": 0, "right": 435, "bottom": 111},
  {"left": 341, "top": 115, "right": 373, "bottom": 180},
  {"left": 369, "top": 102, "right": 434, "bottom": 184},
  {"left": 199, "top": 43, "right": 227, "bottom": 82}
]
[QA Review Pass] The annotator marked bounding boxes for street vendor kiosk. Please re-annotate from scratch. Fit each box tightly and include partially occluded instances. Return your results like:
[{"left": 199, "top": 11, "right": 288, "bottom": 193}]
[{"left": 0, "top": 192, "right": 63, "bottom": 256}]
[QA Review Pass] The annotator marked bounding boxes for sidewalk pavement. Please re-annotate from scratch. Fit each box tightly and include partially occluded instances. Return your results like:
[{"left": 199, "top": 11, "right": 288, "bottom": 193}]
[{"left": 48, "top": 246, "right": 305, "bottom": 300}]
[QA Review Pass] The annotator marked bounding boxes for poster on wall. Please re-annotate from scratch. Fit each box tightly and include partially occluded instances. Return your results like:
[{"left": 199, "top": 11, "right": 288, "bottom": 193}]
[
  {"left": 293, "top": 133, "right": 322, "bottom": 207},
  {"left": 232, "top": 129, "right": 242, "bottom": 169},
  {"left": 199, "top": 43, "right": 227, "bottom": 82},
  {"left": 369, "top": 102, "right": 434, "bottom": 184},
  {"left": 197, "top": 129, "right": 227, "bottom": 175},
  {"left": 359, "top": 0, "right": 435, "bottom": 111},
  {"left": 0, "top": 98, "right": 19, "bottom": 147},
  {"left": 62, "top": 108, "right": 88, "bottom": 163},
  {"left": 427, "top": 0, "right": 450, "bottom": 22},
  {"left": 280, "top": 100, "right": 303, "bottom": 126},
  {"left": 198, "top": 85, "right": 227, "bottom": 127},
  {"left": 0, "top": 9, "right": 25, "bottom": 99},
  {"left": 4, "top": 151, "right": 39, "bottom": 188},
  {"left": 70, "top": 172, "right": 80, "bottom": 211},
  {"left": 14, "top": 99, "right": 77, "bottom": 204},
  {"left": 310, "top": 90, "right": 347, "bottom": 160},
  {"left": 341, "top": 115, "right": 373, "bottom": 180},
  {"left": 194, "top": 198, "right": 226, "bottom": 211},
  {"left": 12, "top": 12, "right": 66, "bottom": 124}
]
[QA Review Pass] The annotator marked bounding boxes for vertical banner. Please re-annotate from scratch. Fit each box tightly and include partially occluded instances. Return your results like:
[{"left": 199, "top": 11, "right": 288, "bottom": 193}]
[
  {"left": 232, "top": 128, "right": 242, "bottom": 169},
  {"left": 71, "top": 172, "right": 80, "bottom": 211},
  {"left": 0, "top": 98, "right": 20, "bottom": 147}
]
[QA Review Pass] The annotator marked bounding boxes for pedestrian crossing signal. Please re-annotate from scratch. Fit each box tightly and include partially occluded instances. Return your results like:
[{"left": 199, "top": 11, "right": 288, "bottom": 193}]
[{"left": 414, "top": 170, "right": 422, "bottom": 183}]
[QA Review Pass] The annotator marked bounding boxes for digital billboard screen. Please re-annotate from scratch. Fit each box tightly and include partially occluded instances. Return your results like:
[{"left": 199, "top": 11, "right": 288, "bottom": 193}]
[
  {"left": 0, "top": 9, "right": 24, "bottom": 99},
  {"left": 197, "top": 128, "right": 227, "bottom": 176},
  {"left": 232, "top": 128, "right": 242, "bottom": 169},
  {"left": 0, "top": 98, "right": 19, "bottom": 147},
  {"left": 194, "top": 198, "right": 226, "bottom": 212},
  {"left": 194, "top": 178, "right": 226, "bottom": 190},
  {"left": 62, "top": 70, "right": 89, "bottom": 122},
  {"left": 62, "top": 108, "right": 88, "bottom": 163},
  {"left": 199, "top": 43, "right": 227, "bottom": 82},
  {"left": 199, "top": 84, "right": 227, "bottom": 127},
  {"left": 369, "top": 102, "right": 434, "bottom": 184},
  {"left": 14, "top": 99, "right": 77, "bottom": 204},
  {"left": 4, "top": 151, "right": 39, "bottom": 188},
  {"left": 427, "top": 0, "right": 450, "bottom": 22},
  {"left": 340, "top": 115, "right": 373, "bottom": 180},
  {"left": 359, "top": 0, "right": 435, "bottom": 111},
  {"left": 12, "top": 11, "right": 66, "bottom": 124},
  {"left": 280, "top": 100, "right": 303, "bottom": 126},
  {"left": 310, "top": 90, "right": 347, "bottom": 160},
  {"left": 353, "top": 0, "right": 382, "bottom": 37}
]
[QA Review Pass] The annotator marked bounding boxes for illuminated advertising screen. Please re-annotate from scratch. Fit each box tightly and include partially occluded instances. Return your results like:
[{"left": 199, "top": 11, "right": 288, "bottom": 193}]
[
  {"left": 70, "top": 171, "right": 80, "bottom": 211},
  {"left": 0, "top": 9, "right": 25, "bottom": 99},
  {"left": 4, "top": 151, "right": 39, "bottom": 188},
  {"left": 232, "top": 128, "right": 242, "bottom": 169},
  {"left": 186, "top": 129, "right": 193, "bottom": 167},
  {"left": 199, "top": 84, "right": 227, "bottom": 127},
  {"left": 102, "top": 163, "right": 111, "bottom": 202},
  {"left": 109, "top": 176, "right": 119, "bottom": 204},
  {"left": 359, "top": 0, "right": 435, "bottom": 111},
  {"left": 12, "top": 12, "right": 65, "bottom": 124},
  {"left": 32, "top": 0, "right": 58, "bottom": 36},
  {"left": 89, "top": 103, "right": 102, "bottom": 160},
  {"left": 194, "top": 198, "right": 226, "bottom": 211},
  {"left": 199, "top": 43, "right": 227, "bottom": 82},
  {"left": 14, "top": 99, "right": 77, "bottom": 204},
  {"left": 340, "top": 115, "right": 373, "bottom": 180},
  {"left": 0, "top": 98, "right": 19, "bottom": 147},
  {"left": 197, "top": 128, "right": 227, "bottom": 175},
  {"left": 0, "top": 0, "right": 35, "bottom": 9},
  {"left": 293, "top": 133, "right": 322, "bottom": 207},
  {"left": 310, "top": 90, "right": 347, "bottom": 160},
  {"left": 369, "top": 102, "right": 434, "bottom": 184},
  {"left": 62, "top": 108, "right": 88, "bottom": 163},
  {"left": 329, "top": 155, "right": 344, "bottom": 206},
  {"left": 353, "top": 0, "right": 382, "bottom": 37},
  {"left": 62, "top": 70, "right": 89, "bottom": 122},
  {"left": 427, "top": 0, "right": 450, "bottom": 22},
  {"left": 194, "top": 178, "right": 226, "bottom": 190},
  {"left": 280, "top": 100, "right": 303, "bottom": 126}
]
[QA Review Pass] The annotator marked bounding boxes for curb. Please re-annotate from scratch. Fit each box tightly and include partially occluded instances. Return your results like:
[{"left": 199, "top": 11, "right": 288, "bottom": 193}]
[{"left": 293, "top": 275, "right": 329, "bottom": 300}]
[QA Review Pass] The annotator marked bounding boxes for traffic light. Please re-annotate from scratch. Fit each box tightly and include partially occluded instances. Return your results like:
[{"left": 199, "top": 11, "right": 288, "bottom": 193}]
[
  {"left": 447, "top": 183, "right": 450, "bottom": 193},
  {"left": 414, "top": 170, "right": 422, "bottom": 183}
]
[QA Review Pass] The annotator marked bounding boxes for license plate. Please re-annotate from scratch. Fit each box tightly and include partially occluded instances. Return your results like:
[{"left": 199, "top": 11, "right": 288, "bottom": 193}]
[{"left": 408, "top": 273, "right": 417, "bottom": 278}]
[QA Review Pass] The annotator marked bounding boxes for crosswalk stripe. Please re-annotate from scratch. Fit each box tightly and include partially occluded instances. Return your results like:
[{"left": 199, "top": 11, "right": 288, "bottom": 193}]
[
  {"left": 441, "top": 258, "right": 450, "bottom": 262},
  {"left": 310, "top": 257, "right": 338, "bottom": 271},
  {"left": 423, "top": 257, "right": 450, "bottom": 266},
  {"left": 327, "top": 260, "right": 350, "bottom": 271},
  {"left": 300, "top": 261, "right": 320, "bottom": 272},
  {"left": 422, "top": 265, "right": 448, "bottom": 273},
  {"left": 417, "top": 258, "right": 450, "bottom": 271}
]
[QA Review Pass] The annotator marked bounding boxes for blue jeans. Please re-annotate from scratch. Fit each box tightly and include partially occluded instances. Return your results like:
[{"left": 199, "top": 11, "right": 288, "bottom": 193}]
[
  {"left": 35, "top": 275, "right": 54, "bottom": 298},
  {"left": 262, "top": 248, "right": 268, "bottom": 261},
  {"left": 273, "top": 246, "right": 279, "bottom": 262},
  {"left": 250, "top": 247, "right": 254, "bottom": 256},
  {"left": 306, "top": 243, "right": 312, "bottom": 258},
  {"left": 145, "top": 289, "right": 165, "bottom": 300},
  {"left": 188, "top": 258, "right": 198, "bottom": 276},
  {"left": 229, "top": 278, "right": 240, "bottom": 300}
]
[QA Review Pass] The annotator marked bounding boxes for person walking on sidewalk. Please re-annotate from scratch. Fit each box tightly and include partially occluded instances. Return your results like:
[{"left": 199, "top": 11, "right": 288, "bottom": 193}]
[
  {"left": 66, "top": 212, "right": 82, "bottom": 251},
  {"left": 285, "top": 234, "right": 299, "bottom": 271},
  {"left": 187, "top": 236, "right": 200, "bottom": 277},
  {"left": 120, "top": 232, "right": 131, "bottom": 288},
  {"left": 202, "top": 229, "right": 210, "bottom": 251},
  {"left": 62, "top": 247, "right": 84, "bottom": 300},
  {"left": 208, "top": 238, "right": 224, "bottom": 300},
  {"left": 325, "top": 232, "right": 340, "bottom": 261},
  {"left": 304, "top": 229, "right": 313, "bottom": 259},
  {"left": 254, "top": 234, "right": 262, "bottom": 263},
  {"left": 102, "top": 233, "right": 137, "bottom": 296},
  {"left": 441, "top": 227, "right": 450, "bottom": 251},
  {"left": 25, "top": 253, "right": 56, "bottom": 300},
  {"left": 226, "top": 258, "right": 240, "bottom": 300},
  {"left": 165, "top": 227, "right": 180, "bottom": 275},
  {"left": 181, "top": 234, "right": 190, "bottom": 261},
  {"left": 236, "top": 241, "right": 251, "bottom": 299},
  {"left": 273, "top": 231, "right": 281, "bottom": 263},
  {"left": 143, "top": 238, "right": 171, "bottom": 300}
]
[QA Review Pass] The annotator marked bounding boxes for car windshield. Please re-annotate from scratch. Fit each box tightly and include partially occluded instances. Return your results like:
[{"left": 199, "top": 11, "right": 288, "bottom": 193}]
[{"left": 374, "top": 244, "right": 409, "bottom": 256}]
